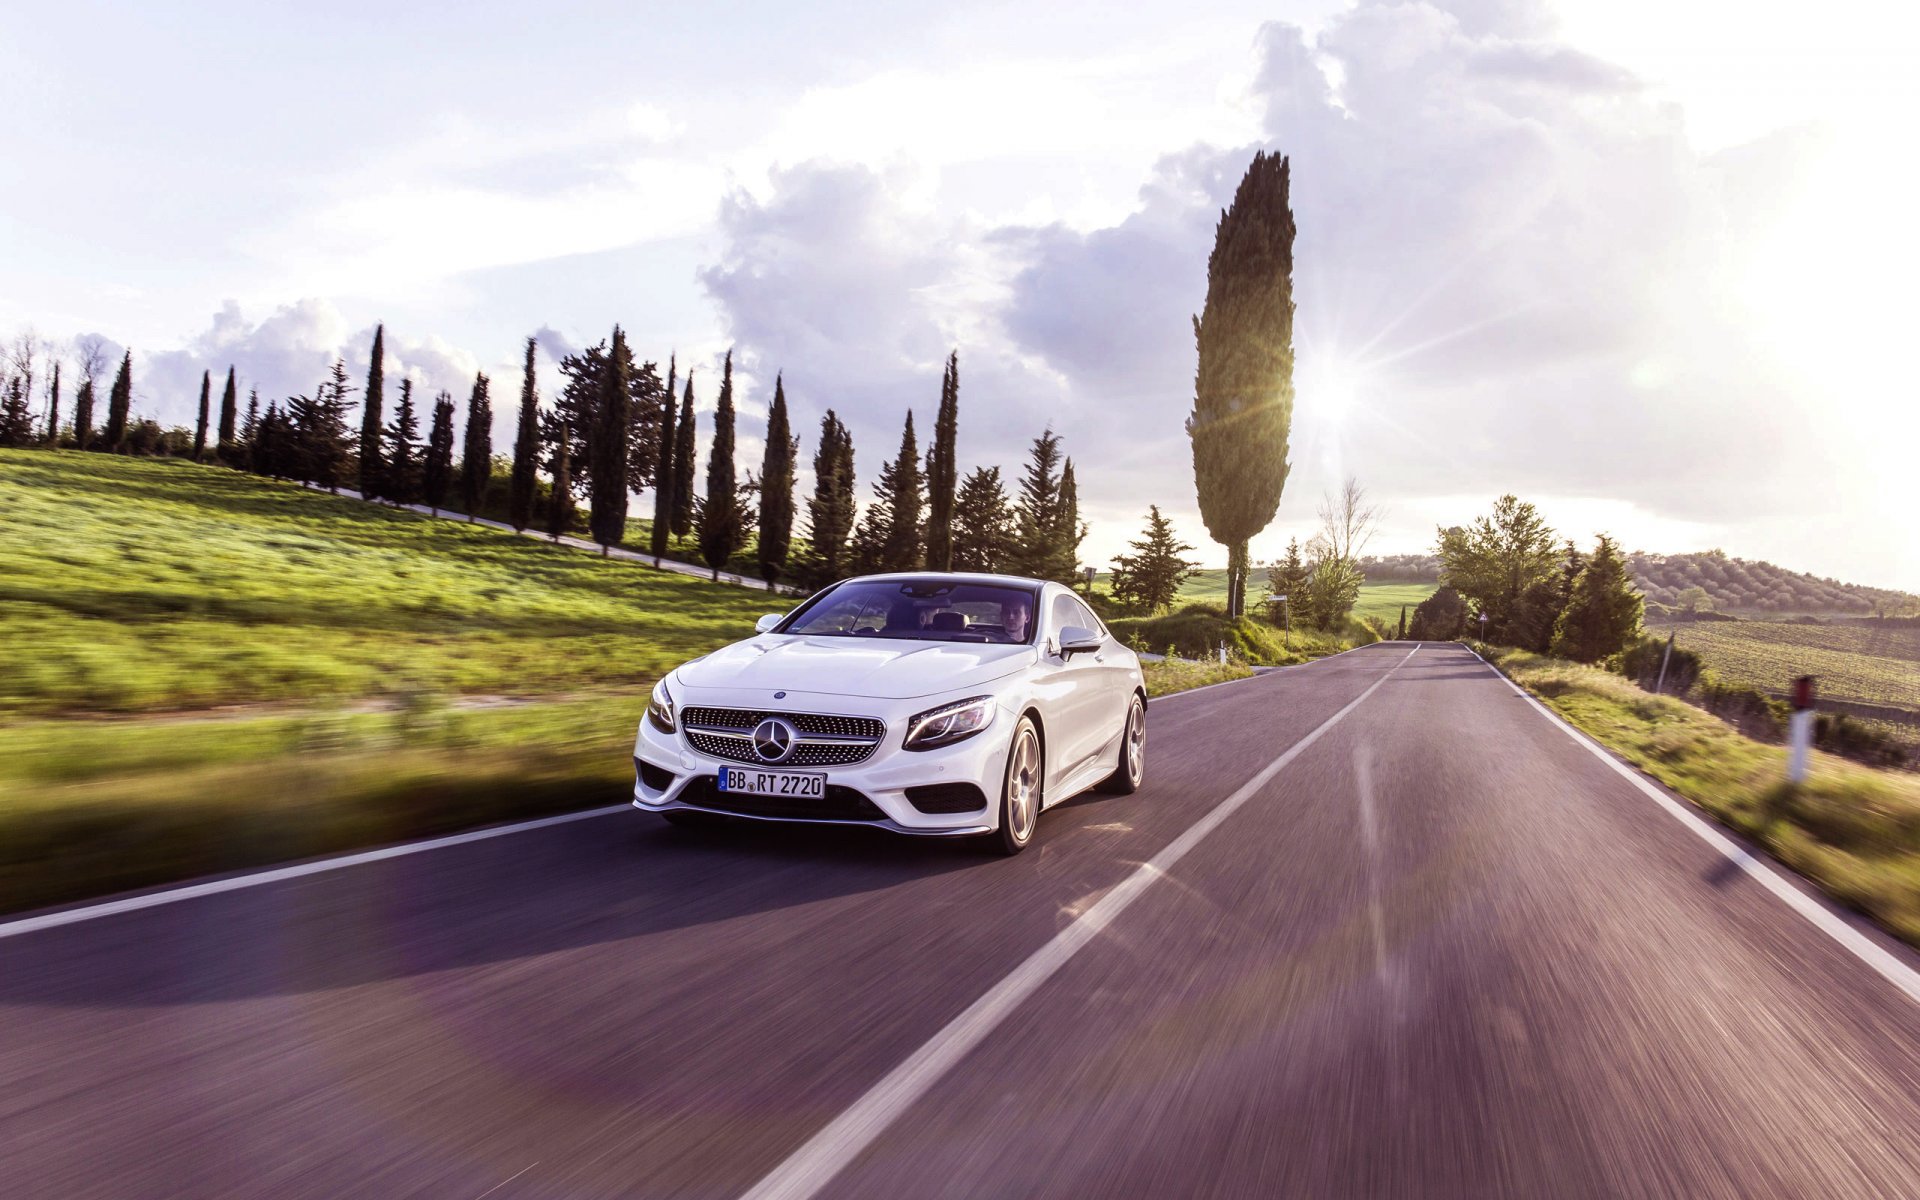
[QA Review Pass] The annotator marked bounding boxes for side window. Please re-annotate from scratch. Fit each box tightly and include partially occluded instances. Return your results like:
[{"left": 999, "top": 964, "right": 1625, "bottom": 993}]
[
  {"left": 1048, "top": 593, "right": 1081, "bottom": 639},
  {"left": 1069, "top": 597, "right": 1106, "bottom": 637}
]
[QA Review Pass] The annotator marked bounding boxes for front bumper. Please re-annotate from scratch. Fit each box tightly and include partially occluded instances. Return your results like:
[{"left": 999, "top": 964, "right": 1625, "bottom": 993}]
[{"left": 631, "top": 689, "right": 1010, "bottom": 836}]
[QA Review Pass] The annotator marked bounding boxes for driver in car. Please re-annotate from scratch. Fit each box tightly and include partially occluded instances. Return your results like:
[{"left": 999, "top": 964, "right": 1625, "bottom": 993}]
[{"left": 1004, "top": 595, "right": 1032, "bottom": 643}]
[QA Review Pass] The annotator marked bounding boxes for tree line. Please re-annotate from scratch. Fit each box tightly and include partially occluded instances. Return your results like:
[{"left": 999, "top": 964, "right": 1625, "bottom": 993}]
[{"left": 2, "top": 326, "right": 1093, "bottom": 593}]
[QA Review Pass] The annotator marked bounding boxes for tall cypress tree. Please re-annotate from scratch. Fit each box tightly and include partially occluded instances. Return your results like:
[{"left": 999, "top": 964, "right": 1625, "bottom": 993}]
[
  {"left": 757, "top": 372, "right": 798, "bottom": 587},
  {"left": 588, "top": 327, "right": 632, "bottom": 552},
  {"left": 193, "top": 370, "right": 211, "bottom": 460},
  {"left": 650, "top": 355, "right": 679, "bottom": 564},
  {"left": 359, "top": 325, "right": 385, "bottom": 498},
  {"left": 241, "top": 389, "right": 261, "bottom": 461},
  {"left": 384, "top": 378, "right": 421, "bottom": 505},
  {"left": 217, "top": 366, "right": 238, "bottom": 455},
  {"left": 1049, "top": 458, "right": 1086, "bottom": 584},
  {"left": 804, "top": 410, "right": 856, "bottom": 586},
  {"left": 697, "top": 350, "right": 744, "bottom": 579},
  {"left": 1189, "top": 151, "right": 1296, "bottom": 617},
  {"left": 508, "top": 337, "right": 540, "bottom": 532},
  {"left": 43, "top": 362, "right": 60, "bottom": 445},
  {"left": 460, "top": 372, "right": 492, "bottom": 519},
  {"left": 73, "top": 375, "right": 95, "bottom": 451},
  {"left": 878, "top": 411, "right": 924, "bottom": 572},
  {"left": 924, "top": 351, "right": 959, "bottom": 571},
  {"left": 671, "top": 373, "right": 697, "bottom": 539},
  {"left": 548, "top": 418, "right": 574, "bottom": 541},
  {"left": 103, "top": 351, "right": 132, "bottom": 450},
  {"left": 423, "top": 391, "right": 456, "bottom": 515}
]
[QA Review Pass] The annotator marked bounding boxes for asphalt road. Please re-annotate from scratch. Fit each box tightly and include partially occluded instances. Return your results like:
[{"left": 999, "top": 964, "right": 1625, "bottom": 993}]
[{"left": 5, "top": 643, "right": 1920, "bottom": 1198}]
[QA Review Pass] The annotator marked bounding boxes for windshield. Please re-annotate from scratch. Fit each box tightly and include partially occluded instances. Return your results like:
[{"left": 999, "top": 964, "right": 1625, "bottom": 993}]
[{"left": 779, "top": 579, "right": 1040, "bottom": 644}]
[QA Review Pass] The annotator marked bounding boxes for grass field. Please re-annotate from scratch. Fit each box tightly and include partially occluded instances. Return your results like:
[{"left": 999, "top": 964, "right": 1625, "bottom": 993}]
[
  {"left": 1666, "top": 620, "right": 1920, "bottom": 713},
  {"left": 1092, "top": 567, "right": 1434, "bottom": 623},
  {"left": 0, "top": 450, "right": 776, "bottom": 716}
]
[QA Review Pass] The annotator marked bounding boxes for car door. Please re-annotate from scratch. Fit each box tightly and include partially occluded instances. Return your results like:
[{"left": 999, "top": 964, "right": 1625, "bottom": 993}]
[
  {"left": 1039, "top": 588, "right": 1109, "bottom": 790},
  {"left": 1066, "top": 593, "right": 1133, "bottom": 744}
]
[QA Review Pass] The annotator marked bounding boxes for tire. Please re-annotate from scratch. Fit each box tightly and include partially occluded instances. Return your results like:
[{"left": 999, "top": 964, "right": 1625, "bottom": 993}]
[
  {"left": 1097, "top": 693, "right": 1146, "bottom": 795},
  {"left": 985, "top": 716, "right": 1044, "bottom": 856},
  {"left": 662, "top": 809, "right": 729, "bottom": 831}
]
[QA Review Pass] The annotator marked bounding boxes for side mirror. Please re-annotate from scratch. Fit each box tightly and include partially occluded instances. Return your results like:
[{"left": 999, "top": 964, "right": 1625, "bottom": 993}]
[
  {"left": 755, "top": 614, "right": 784, "bottom": 634},
  {"left": 1058, "top": 626, "right": 1103, "bottom": 657}
]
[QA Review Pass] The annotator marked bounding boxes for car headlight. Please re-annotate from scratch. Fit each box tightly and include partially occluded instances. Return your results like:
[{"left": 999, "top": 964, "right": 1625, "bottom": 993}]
[
  {"left": 647, "top": 679, "right": 677, "bottom": 734},
  {"left": 903, "top": 695, "right": 996, "bottom": 751}
]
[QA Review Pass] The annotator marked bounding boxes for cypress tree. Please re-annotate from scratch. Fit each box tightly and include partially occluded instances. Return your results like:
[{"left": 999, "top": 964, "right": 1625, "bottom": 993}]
[
  {"left": 359, "top": 325, "right": 385, "bottom": 498},
  {"left": 217, "top": 366, "right": 238, "bottom": 457},
  {"left": 757, "top": 372, "right": 798, "bottom": 587},
  {"left": 548, "top": 418, "right": 574, "bottom": 541},
  {"left": 1011, "top": 428, "right": 1063, "bottom": 579},
  {"left": 671, "top": 373, "right": 697, "bottom": 539},
  {"left": 103, "top": 351, "right": 132, "bottom": 450},
  {"left": 878, "top": 411, "right": 924, "bottom": 571},
  {"left": 193, "top": 370, "right": 211, "bottom": 460},
  {"left": 924, "top": 351, "right": 959, "bottom": 571},
  {"left": 240, "top": 389, "right": 261, "bottom": 469},
  {"left": 460, "top": 373, "right": 492, "bottom": 519},
  {"left": 384, "top": 378, "right": 421, "bottom": 505},
  {"left": 423, "top": 391, "right": 456, "bottom": 515},
  {"left": 73, "top": 375, "right": 94, "bottom": 451},
  {"left": 951, "top": 465, "right": 1013, "bottom": 573},
  {"left": 0, "top": 378, "right": 28, "bottom": 447},
  {"left": 43, "top": 362, "right": 60, "bottom": 445},
  {"left": 1050, "top": 458, "right": 1085, "bottom": 584},
  {"left": 1398, "top": 605, "right": 1408, "bottom": 640},
  {"left": 508, "top": 338, "right": 540, "bottom": 531},
  {"left": 254, "top": 402, "right": 281, "bottom": 477},
  {"left": 697, "top": 350, "right": 745, "bottom": 579},
  {"left": 650, "top": 355, "right": 679, "bottom": 565},
  {"left": 803, "top": 410, "right": 856, "bottom": 586},
  {"left": 588, "top": 328, "right": 632, "bottom": 552},
  {"left": 1189, "top": 151, "right": 1296, "bottom": 617}
]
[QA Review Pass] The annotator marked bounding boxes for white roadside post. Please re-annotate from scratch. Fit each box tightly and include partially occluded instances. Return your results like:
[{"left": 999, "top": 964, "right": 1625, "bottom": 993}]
[
  {"left": 1218, "top": 641, "right": 1228, "bottom": 666},
  {"left": 1788, "top": 675, "right": 1817, "bottom": 785}
]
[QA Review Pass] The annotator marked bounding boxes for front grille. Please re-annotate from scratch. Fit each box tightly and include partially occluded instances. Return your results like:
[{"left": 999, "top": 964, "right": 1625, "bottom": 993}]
[
  {"left": 680, "top": 706, "right": 886, "bottom": 767},
  {"left": 681, "top": 707, "right": 885, "bottom": 739},
  {"left": 677, "top": 777, "right": 887, "bottom": 822}
]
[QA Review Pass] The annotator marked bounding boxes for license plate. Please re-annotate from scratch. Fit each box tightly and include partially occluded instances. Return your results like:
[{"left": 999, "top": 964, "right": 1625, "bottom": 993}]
[{"left": 716, "top": 766, "right": 826, "bottom": 798}]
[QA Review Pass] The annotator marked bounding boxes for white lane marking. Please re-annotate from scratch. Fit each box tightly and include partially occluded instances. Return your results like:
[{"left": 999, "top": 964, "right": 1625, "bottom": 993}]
[
  {"left": 0, "top": 806, "right": 629, "bottom": 941},
  {"left": 739, "top": 648, "right": 1420, "bottom": 1200},
  {"left": 1468, "top": 648, "right": 1920, "bottom": 1007},
  {"left": 475, "top": 1161, "right": 539, "bottom": 1199}
]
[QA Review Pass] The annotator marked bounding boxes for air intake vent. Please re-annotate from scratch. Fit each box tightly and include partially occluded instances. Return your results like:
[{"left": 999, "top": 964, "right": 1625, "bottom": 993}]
[{"left": 904, "top": 782, "right": 988, "bottom": 814}]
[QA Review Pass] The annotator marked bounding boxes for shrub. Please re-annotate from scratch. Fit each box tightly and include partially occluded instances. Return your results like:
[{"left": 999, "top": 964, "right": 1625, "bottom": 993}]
[{"left": 1616, "top": 635, "right": 1703, "bottom": 694}]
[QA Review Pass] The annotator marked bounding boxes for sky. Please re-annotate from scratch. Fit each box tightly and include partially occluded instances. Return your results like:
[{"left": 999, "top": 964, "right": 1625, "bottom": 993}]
[{"left": 2, "top": 0, "right": 1914, "bottom": 590}]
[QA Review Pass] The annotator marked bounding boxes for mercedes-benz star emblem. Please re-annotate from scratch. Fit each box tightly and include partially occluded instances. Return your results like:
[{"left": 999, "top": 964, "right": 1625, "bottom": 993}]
[{"left": 752, "top": 717, "right": 798, "bottom": 763}]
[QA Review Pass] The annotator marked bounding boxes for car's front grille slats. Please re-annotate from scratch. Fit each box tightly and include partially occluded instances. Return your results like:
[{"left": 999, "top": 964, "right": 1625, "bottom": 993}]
[{"left": 680, "top": 706, "right": 886, "bottom": 766}]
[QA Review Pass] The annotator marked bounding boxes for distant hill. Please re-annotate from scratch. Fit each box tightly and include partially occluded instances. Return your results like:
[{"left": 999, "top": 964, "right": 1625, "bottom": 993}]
[{"left": 1631, "top": 551, "right": 1917, "bottom": 619}]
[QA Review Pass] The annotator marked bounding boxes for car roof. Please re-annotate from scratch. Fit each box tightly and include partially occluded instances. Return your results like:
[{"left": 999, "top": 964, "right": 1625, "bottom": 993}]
[{"left": 843, "top": 571, "right": 1055, "bottom": 590}]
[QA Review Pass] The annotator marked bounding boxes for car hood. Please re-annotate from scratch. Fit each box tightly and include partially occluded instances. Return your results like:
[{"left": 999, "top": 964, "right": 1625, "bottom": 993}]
[{"left": 674, "top": 636, "right": 1035, "bottom": 700}]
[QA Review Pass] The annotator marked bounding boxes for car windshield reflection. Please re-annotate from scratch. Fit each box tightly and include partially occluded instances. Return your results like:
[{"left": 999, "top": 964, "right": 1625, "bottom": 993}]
[{"left": 778, "top": 579, "right": 1040, "bottom": 645}]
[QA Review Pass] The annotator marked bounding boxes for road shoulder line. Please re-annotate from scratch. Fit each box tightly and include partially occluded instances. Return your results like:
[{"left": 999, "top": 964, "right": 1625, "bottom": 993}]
[
  {"left": 1468, "top": 647, "right": 1920, "bottom": 1006},
  {"left": 0, "top": 806, "right": 629, "bottom": 941},
  {"left": 738, "top": 647, "right": 1418, "bottom": 1200}
]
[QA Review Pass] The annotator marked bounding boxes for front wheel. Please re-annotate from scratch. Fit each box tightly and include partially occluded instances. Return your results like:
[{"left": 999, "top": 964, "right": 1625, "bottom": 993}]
[
  {"left": 986, "top": 717, "right": 1044, "bottom": 855},
  {"left": 1098, "top": 694, "right": 1146, "bottom": 794}
]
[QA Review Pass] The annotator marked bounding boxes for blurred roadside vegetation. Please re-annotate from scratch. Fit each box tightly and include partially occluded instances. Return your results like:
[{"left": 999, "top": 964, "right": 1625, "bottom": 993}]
[{"left": 1476, "top": 643, "right": 1920, "bottom": 947}]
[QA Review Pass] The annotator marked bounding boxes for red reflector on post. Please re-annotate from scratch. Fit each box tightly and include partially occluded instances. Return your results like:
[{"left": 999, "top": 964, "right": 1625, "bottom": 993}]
[{"left": 1790, "top": 675, "right": 1816, "bottom": 711}]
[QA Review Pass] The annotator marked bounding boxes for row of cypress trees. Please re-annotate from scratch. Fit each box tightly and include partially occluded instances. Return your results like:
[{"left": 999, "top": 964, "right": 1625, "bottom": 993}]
[{"left": 8, "top": 325, "right": 1092, "bottom": 594}]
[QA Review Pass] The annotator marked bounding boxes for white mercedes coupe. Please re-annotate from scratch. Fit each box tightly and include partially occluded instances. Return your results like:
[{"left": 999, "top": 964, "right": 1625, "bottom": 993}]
[{"left": 632, "top": 573, "right": 1147, "bottom": 853}]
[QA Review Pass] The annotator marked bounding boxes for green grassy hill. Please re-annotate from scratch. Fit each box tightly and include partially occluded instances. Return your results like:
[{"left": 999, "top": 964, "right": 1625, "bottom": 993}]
[
  {"left": 1669, "top": 620, "right": 1920, "bottom": 713},
  {"left": 1091, "top": 568, "right": 1435, "bottom": 621},
  {"left": 0, "top": 450, "right": 774, "bottom": 716},
  {"left": 1631, "top": 550, "right": 1916, "bottom": 618}
]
